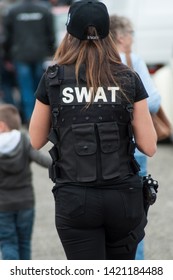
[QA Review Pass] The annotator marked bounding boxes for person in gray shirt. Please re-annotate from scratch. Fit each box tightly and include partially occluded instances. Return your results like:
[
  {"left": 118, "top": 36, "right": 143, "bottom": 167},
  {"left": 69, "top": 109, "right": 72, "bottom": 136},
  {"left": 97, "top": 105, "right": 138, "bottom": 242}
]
[{"left": 0, "top": 104, "right": 52, "bottom": 260}]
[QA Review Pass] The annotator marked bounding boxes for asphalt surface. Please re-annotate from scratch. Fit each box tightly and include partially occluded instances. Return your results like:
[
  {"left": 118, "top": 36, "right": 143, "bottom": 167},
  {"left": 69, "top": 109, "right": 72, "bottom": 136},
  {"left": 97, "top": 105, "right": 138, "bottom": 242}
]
[{"left": 30, "top": 141, "right": 173, "bottom": 260}]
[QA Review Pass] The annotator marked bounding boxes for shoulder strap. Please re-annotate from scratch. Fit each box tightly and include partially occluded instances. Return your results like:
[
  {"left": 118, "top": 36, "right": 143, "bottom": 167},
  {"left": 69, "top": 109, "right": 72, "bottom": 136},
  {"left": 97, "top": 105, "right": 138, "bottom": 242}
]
[
  {"left": 46, "top": 64, "right": 64, "bottom": 107},
  {"left": 45, "top": 64, "right": 64, "bottom": 144},
  {"left": 46, "top": 64, "right": 64, "bottom": 84}
]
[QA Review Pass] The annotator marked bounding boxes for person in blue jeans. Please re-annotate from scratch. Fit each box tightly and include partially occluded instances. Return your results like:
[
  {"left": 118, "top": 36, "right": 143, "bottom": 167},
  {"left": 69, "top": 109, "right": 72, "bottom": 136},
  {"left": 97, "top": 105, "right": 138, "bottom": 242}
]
[
  {"left": 109, "top": 15, "right": 161, "bottom": 260},
  {"left": 0, "top": 209, "right": 34, "bottom": 260},
  {"left": 0, "top": 104, "right": 51, "bottom": 260},
  {"left": 2, "top": 0, "right": 56, "bottom": 124}
]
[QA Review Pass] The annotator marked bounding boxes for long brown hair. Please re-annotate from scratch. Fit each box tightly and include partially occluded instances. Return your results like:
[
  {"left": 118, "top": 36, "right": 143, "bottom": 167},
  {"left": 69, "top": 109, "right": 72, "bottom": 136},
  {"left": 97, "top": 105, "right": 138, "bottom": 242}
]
[{"left": 53, "top": 27, "right": 124, "bottom": 103}]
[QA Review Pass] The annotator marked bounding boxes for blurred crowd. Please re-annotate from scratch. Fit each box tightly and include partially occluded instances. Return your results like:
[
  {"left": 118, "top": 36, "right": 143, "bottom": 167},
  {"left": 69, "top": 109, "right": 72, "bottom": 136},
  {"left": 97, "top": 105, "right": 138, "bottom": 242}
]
[
  {"left": 1, "top": 0, "right": 173, "bottom": 130},
  {"left": 0, "top": 0, "right": 74, "bottom": 126}
]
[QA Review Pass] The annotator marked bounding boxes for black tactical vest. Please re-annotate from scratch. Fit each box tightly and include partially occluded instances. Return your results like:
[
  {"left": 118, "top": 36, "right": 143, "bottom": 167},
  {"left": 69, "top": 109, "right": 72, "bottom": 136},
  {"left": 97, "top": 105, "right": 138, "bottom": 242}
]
[{"left": 46, "top": 64, "right": 140, "bottom": 186}]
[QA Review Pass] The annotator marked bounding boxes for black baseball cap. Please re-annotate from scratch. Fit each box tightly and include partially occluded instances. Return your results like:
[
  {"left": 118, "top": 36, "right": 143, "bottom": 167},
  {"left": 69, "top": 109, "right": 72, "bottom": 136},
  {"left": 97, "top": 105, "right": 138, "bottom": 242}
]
[{"left": 66, "top": 0, "right": 110, "bottom": 40}]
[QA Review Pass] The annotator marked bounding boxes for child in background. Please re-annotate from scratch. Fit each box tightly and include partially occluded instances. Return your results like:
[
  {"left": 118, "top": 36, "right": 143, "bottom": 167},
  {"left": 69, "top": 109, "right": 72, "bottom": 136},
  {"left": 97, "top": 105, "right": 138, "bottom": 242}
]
[{"left": 0, "top": 104, "right": 51, "bottom": 260}]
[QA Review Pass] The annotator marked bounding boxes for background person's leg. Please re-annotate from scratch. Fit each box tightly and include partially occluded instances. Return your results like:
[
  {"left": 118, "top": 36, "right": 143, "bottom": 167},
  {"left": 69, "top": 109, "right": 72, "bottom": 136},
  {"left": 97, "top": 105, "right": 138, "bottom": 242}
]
[
  {"left": 16, "top": 208, "right": 35, "bottom": 260},
  {"left": 134, "top": 151, "right": 147, "bottom": 260},
  {"left": 15, "top": 62, "right": 35, "bottom": 123},
  {"left": 0, "top": 212, "right": 20, "bottom": 260}
]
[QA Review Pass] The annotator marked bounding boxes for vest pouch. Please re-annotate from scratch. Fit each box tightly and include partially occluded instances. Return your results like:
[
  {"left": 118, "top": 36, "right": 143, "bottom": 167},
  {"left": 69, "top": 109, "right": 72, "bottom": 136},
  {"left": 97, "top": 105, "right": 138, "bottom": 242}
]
[
  {"left": 97, "top": 122, "right": 120, "bottom": 180},
  {"left": 72, "top": 123, "right": 97, "bottom": 182}
]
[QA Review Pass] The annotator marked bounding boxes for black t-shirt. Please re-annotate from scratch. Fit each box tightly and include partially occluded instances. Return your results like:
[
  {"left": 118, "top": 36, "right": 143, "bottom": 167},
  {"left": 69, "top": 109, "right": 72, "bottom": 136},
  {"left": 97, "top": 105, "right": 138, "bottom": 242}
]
[{"left": 35, "top": 64, "right": 148, "bottom": 105}]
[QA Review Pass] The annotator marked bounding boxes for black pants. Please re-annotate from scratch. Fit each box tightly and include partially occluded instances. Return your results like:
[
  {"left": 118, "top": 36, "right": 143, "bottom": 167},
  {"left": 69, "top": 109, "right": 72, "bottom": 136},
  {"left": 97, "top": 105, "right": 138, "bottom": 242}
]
[{"left": 53, "top": 176, "right": 147, "bottom": 260}]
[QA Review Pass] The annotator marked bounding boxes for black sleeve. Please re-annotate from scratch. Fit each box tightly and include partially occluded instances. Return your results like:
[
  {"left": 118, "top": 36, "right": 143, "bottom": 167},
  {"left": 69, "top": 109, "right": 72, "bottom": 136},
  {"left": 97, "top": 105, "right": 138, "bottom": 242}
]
[
  {"left": 2, "top": 11, "right": 13, "bottom": 60},
  {"left": 44, "top": 11, "right": 56, "bottom": 56},
  {"left": 35, "top": 73, "right": 49, "bottom": 105},
  {"left": 134, "top": 72, "right": 149, "bottom": 102}
]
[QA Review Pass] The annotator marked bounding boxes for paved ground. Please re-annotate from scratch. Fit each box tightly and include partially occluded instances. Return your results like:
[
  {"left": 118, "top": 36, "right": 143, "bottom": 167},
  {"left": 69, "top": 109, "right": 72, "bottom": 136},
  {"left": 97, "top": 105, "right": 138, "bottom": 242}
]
[{"left": 31, "top": 142, "right": 173, "bottom": 260}]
